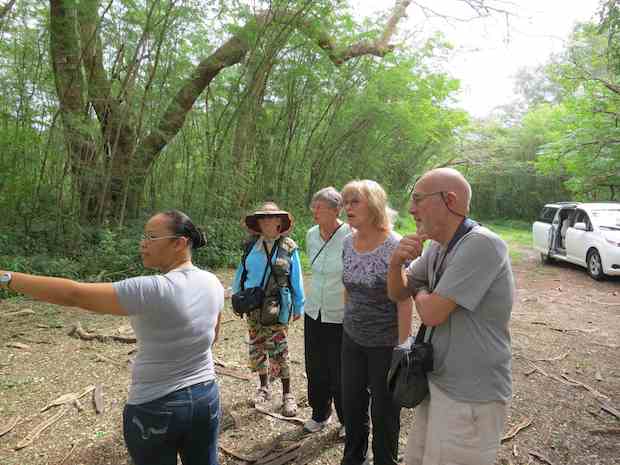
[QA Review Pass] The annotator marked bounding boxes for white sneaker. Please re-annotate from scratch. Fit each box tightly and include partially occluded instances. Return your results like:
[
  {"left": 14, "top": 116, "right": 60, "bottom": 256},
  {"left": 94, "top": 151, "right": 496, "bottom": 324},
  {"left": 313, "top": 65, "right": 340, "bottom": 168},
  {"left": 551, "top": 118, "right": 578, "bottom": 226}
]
[
  {"left": 282, "top": 393, "right": 298, "bottom": 417},
  {"left": 254, "top": 387, "right": 271, "bottom": 407},
  {"left": 303, "top": 416, "right": 332, "bottom": 433}
]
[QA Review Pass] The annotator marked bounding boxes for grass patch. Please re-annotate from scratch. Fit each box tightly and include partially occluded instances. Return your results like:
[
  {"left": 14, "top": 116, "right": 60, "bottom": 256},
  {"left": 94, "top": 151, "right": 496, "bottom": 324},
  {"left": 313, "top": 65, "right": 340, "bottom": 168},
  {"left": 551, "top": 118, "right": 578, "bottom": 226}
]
[{"left": 394, "top": 215, "right": 531, "bottom": 263}]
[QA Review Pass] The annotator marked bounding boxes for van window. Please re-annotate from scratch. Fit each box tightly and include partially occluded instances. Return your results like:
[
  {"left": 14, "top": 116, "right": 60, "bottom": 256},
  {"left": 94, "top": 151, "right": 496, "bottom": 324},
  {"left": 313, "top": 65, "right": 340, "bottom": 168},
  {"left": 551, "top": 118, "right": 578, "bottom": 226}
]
[{"left": 538, "top": 207, "right": 558, "bottom": 224}]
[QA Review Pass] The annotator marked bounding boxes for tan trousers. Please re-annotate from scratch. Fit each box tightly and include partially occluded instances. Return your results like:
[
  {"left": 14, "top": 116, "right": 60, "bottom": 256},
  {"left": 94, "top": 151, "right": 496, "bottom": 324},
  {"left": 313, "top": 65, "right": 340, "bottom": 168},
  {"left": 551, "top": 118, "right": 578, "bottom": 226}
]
[{"left": 404, "top": 380, "right": 508, "bottom": 465}]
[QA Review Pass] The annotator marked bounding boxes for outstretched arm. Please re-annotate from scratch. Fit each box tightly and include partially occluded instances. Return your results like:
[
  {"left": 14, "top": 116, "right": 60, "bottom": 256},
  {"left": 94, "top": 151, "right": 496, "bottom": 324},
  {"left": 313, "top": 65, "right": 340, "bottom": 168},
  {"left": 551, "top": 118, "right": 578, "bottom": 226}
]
[{"left": 2, "top": 271, "right": 127, "bottom": 315}]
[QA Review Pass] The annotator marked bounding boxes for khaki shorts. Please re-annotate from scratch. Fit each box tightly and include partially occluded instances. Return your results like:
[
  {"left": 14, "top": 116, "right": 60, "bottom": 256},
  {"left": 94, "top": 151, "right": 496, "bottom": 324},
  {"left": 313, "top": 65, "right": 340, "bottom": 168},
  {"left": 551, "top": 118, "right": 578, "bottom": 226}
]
[{"left": 405, "top": 380, "right": 508, "bottom": 465}]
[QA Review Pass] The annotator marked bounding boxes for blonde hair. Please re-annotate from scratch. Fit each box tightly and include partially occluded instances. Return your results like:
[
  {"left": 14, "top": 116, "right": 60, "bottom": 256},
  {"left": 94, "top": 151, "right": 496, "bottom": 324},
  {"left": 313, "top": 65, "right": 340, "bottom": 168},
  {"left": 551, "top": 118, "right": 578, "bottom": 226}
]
[{"left": 341, "top": 180, "right": 397, "bottom": 231}]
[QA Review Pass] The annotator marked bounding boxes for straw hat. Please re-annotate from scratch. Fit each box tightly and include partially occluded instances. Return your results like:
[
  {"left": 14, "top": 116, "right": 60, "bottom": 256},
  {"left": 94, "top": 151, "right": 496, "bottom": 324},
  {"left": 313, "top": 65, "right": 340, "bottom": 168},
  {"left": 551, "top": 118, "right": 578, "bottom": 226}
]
[{"left": 243, "top": 202, "right": 294, "bottom": 235}]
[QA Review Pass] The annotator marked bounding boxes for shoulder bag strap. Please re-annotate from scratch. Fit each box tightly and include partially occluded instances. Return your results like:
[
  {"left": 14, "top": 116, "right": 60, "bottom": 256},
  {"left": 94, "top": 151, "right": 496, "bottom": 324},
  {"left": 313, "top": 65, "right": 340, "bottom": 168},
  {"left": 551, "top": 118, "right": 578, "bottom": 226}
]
[
  {"left": 259, "top": 240, "right": 278, "bottom": 289},
  {"left": 311, "top": 223, "right": 344, "bottom": 265},
  {"left": 240, "top": 239, "right": 258, "bottom": 291},
  {"left": 415, "top": 218, "right": 478, "bottom": 343}
]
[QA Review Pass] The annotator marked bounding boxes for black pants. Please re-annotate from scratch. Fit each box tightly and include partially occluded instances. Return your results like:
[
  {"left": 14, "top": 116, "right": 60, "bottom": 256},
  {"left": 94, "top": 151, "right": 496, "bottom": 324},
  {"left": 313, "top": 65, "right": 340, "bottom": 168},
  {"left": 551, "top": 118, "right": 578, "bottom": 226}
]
[
  {"left": 341, "top": 330, "right": 400, "bottom": 465},
  {"left": 304, "top": 312, "right": 344, "bottom": 423}
]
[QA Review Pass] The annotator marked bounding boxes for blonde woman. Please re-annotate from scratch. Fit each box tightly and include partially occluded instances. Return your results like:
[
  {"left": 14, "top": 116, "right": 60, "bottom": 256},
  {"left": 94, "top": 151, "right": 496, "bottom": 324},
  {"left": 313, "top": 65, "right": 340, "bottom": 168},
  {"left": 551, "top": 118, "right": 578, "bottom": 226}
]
[{"left": 340, "top": 180, "right": 413, "bottom": 465}]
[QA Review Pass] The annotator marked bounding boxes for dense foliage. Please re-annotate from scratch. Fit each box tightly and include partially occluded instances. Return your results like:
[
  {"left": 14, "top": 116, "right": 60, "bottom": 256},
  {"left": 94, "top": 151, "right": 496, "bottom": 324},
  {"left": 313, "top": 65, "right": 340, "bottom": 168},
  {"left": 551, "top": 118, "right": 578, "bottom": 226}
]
[
  {"left": 460, "top": 0, "right": 619, "bottom": 218},
  {"left": 0, "top": 0, "right": 467, "bottom": 275},
  {"left": 0, "top": 0, "right": 617, "bottom": 281}
]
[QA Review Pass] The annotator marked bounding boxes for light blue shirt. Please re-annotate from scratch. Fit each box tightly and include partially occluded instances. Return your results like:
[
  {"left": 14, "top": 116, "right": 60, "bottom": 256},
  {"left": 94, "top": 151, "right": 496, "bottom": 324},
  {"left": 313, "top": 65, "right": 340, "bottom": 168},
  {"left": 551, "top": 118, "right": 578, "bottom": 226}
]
[
  {"left": 305, "top": 223, "right": 350, "bottom": 324},
  {"left": 232, "top": 237, "right": 305, "bottom": 323}
]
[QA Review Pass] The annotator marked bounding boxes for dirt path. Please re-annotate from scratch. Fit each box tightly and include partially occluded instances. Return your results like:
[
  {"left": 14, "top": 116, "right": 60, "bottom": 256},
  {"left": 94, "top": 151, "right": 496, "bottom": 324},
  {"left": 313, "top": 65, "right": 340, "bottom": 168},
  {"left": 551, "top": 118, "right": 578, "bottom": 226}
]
[{"left": 0, "top": 249, "right": 618, "bottom": 465}]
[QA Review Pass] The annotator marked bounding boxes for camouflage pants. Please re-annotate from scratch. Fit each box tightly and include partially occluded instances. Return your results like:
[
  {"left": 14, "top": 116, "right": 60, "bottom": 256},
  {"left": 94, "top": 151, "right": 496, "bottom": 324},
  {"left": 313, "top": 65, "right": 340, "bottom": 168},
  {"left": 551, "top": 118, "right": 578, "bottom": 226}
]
[{"left": 247, "top": 315, "right": 290, "bottom": 379}]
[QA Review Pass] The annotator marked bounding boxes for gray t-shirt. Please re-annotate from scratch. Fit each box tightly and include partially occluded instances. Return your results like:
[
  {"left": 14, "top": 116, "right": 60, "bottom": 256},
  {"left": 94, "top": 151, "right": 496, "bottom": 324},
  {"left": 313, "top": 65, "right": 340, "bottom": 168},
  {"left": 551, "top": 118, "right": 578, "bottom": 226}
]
[
  {"left": 342, "top": 231, "right": 401, "bottom": 347},
  {"left": 113, "top": 267, "right": 224, "bottom": 405},
  {"left": 406, "top": 226, "right": 514, "bottom": 403}
]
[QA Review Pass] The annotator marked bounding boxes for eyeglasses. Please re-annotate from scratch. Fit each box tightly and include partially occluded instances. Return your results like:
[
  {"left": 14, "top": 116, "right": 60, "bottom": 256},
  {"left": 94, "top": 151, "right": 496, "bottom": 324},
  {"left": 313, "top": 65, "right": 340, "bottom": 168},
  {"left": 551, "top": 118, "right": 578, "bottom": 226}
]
[
  {"left": 141, "top": 233, "right": 181, "bottom": 242},
  {"left": 411, "top": 191, "right": 445, "bottom": 204}
]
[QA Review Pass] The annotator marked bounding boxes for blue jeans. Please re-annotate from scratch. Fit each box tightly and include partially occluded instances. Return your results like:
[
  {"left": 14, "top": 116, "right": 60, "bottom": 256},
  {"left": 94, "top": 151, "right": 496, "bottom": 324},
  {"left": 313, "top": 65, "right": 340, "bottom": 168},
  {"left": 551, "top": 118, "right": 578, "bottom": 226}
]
[{"left": 123, "top": 380, "right": 220, "bottom": 465}]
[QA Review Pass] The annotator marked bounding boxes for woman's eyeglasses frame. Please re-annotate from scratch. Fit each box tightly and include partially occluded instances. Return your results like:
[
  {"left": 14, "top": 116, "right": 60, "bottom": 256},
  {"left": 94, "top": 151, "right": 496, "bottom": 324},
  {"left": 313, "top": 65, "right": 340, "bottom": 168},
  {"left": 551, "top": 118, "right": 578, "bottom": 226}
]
[{"left": 140, "top": 233, "right": 182, "bottom": 242}]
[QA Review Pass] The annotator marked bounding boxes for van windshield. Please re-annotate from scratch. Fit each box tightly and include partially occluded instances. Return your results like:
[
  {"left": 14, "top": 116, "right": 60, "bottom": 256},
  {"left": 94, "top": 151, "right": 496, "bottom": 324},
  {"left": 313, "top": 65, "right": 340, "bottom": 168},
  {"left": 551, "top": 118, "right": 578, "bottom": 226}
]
[{"left": 590, "top": 209, "right": 620, "bottom": 228}]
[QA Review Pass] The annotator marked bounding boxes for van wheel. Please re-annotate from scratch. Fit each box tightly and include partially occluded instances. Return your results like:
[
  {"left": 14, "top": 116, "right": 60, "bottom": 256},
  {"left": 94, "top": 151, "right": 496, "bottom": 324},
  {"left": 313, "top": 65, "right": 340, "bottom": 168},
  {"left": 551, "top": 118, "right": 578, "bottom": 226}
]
[
  {"left": 540, "top": 252, "right": 553, "bottom": 264},
  {"left": 587, "top": 249, "right": 604, "bottom": 280}
]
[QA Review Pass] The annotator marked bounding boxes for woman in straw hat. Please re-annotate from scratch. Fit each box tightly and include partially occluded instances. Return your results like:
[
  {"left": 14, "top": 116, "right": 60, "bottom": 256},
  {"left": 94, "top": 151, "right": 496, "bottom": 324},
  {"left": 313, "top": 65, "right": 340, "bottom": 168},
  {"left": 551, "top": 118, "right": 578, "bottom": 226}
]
[{"left": 231, "top": 202, "right": 305, "bottom": 417}]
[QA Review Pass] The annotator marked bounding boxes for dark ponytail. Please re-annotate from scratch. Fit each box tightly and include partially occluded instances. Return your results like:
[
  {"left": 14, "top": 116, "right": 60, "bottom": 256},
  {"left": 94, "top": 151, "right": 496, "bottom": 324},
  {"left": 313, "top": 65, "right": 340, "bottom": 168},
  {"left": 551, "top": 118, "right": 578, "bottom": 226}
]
[{"left": 161, "top": 210, "right": 207, "bottom": 250}]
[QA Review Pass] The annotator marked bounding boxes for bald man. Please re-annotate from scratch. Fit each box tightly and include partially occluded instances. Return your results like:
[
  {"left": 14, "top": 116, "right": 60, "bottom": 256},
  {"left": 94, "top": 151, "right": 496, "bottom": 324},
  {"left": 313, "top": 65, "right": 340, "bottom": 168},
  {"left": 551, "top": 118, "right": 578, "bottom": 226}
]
[{"left": 387, "top": 168, "right": 514, "bottom": 465}]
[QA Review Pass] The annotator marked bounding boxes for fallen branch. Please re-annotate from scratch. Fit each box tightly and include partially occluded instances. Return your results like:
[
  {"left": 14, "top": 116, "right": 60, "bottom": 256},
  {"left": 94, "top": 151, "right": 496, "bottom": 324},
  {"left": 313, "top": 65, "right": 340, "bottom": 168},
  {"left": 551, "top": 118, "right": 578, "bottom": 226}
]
[
  {"left": 57, "top": 442, "right": 79, "bottom": 465},
  {"left": 15, "top": 406, "right": 69, "bottom": 450},
  {"left": 255, "top": 441, "right": 305, "bottom": 465},
  {"left": 560, "top": 374, "right": 609, "bottom": 400},
  {"left": 259, "top": 448, "right": 301, "bottom": 465},
  {"left": 592, "top": 341, "right": 619, "bottom": 349},
  {"left": 588, "top": 300, "right": 620, "bottom": 307},
  {"left": 533, "top": 351, "right": 570, "bottom": 362},
  {"left": 525, "top": 362, "right": 575, "bottom": 387},
  {"left": 216, "top": 366, "right": 253, "bottom": 381},
  {"left": 255, "top": 406, "right": 305, "bottom": 425},
  {"left": 528, "top": 449, "right": 555, "bottom": 465},
  {"left": 68, "top": 322, "right": 136, "bottom": 343},
  {"left": 6, "top": 342, "right": 32, "bottom": 350},
  {"left": 589, "top": 427, "right": 620, "bottom": 435},
  {"left": 549, "top": 327, "right": 597, "bottom": 334},
  {"left": 501, "top": 417, "right": 532, "bottom": 443},
  {"left": 72, "top": 398, "right": 83, "bottom": 412},
  {"left": 1, "top": 309, "right": 35, "bottom": 318},
  {"left": 41, "top": 385, "right": 96, "bottom": 412},
  {"left": 219, "top": 444, "right": 260, "bottom": 461},
  {"left": 0, "top": 416, "right": 21, "bottom": 437},
  {"left": 93, "top": 384, "right": 104, "bottom": 414},
  {"left": 599, "top": 401, "right": 620, "bottom": 420},
  {"left": 14, "top": 334, "right": 52, "bottom": 344}
]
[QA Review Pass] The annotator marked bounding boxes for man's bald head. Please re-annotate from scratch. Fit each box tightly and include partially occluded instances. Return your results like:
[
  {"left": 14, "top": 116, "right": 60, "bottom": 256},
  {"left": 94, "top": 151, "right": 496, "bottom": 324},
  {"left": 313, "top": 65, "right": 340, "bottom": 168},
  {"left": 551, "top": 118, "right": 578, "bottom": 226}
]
[{"left": 417, "top": 168, "right": 471, "bottom": 216}]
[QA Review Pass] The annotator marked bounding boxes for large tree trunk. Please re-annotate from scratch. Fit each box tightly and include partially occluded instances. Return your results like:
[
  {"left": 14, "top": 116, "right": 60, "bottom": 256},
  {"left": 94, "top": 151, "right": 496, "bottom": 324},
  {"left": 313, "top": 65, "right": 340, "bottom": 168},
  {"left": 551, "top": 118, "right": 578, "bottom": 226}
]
[{"left": 49, "top": 0, "right": 413, "bottom": 223}]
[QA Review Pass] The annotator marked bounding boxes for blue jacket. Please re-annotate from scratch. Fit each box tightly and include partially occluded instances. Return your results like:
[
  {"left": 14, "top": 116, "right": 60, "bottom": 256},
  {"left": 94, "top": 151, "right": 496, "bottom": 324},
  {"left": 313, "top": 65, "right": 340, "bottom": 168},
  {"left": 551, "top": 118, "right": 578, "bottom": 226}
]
[{"left": 232, "top": 237, "right": 305, "bottom": 323}]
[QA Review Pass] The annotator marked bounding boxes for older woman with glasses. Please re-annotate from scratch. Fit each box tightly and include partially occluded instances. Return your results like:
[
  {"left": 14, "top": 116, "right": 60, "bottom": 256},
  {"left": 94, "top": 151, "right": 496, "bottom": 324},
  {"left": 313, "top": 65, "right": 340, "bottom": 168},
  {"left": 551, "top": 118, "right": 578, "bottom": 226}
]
[
  {"left": 303, "top": 187, "right": 350, "bottom": 436},
  {"left": 0, "top": 210, "right": 225, "bottom": 465}
]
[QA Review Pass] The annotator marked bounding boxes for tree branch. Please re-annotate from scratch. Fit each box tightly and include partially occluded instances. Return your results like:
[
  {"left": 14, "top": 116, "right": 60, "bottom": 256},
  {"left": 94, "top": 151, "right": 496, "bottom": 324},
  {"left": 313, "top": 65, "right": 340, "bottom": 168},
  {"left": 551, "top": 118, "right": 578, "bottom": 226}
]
[
  {"left": 0, "top": 0, "right": 15, "bottom": 26},
  {"left": 315, "top": 0, "right": 413, "bottom": 64},
  {"left": 139, "top": 0, "right": 414, "bottom": 167}
]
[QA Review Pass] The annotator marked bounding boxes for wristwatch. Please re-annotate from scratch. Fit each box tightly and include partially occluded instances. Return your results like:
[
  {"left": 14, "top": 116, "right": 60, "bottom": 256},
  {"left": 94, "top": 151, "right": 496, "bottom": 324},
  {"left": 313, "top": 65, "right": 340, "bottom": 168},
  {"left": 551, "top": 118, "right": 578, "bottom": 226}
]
[{"left": 0, "top": 272, "right": 13, "bottom": 288}]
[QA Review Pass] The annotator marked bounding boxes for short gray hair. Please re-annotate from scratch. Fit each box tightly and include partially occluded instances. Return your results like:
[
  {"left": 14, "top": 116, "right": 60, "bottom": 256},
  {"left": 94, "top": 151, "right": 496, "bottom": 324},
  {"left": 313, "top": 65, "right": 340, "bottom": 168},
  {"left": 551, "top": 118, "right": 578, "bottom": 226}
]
[{"left": 311, "top": 186, "right": 343, "bottom": 210}]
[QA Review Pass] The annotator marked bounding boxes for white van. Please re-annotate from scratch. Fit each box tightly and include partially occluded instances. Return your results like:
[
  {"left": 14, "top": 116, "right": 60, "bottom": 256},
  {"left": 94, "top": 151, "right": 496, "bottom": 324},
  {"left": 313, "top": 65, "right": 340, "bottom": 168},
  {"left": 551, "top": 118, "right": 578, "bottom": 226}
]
[{"left": 532, "top": 202, "right": 620, "bottom": 280}]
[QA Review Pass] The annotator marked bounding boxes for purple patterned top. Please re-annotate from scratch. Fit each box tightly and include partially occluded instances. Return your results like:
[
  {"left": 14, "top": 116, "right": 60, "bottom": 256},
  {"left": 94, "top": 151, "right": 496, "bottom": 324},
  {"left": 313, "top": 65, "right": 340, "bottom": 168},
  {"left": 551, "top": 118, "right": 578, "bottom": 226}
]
[{"left": 342, "top": 231, "right": 401, "bottom": 347}]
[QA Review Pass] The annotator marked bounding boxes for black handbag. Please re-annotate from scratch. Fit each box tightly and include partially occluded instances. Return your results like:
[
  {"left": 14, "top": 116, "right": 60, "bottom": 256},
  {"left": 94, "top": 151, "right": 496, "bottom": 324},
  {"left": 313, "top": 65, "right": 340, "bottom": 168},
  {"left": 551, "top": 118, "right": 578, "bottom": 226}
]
[
  {"left": 387, "top": 325, "right": 434, "bottom": 408},
  {"left": 231, "top": 286, "right": 265, "bottom": 316},
  {"left": 231, "top": 240, "right": 276, "bottom": 317}
]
